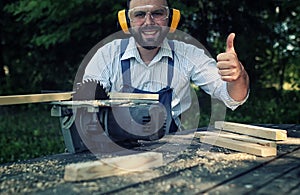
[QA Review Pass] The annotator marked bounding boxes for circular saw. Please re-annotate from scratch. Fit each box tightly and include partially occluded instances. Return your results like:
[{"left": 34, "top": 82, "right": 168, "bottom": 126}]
[{"left": 51, "top": 79, "right": 167, "bottom": 153}]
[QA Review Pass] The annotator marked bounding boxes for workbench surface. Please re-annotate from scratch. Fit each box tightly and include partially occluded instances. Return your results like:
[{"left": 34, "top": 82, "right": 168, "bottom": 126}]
[{"left": 1, "top": 124, "right": 300, "bottom": 194}]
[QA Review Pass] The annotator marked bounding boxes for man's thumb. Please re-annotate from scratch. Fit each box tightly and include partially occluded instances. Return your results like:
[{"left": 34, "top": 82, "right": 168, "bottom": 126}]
[{"left": 226, "top": 33, "right": 236, "bottom": 53}]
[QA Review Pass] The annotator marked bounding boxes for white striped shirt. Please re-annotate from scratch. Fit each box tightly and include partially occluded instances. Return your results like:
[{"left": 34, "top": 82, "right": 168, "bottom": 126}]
[{"left": 83, "top": 37, "right": 248, "bottom": 124}]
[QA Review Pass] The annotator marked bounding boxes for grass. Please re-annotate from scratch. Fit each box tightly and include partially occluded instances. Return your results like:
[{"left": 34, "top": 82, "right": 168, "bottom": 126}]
[{"left": 0, "top": 104, "right": 65, "bottom": 164}]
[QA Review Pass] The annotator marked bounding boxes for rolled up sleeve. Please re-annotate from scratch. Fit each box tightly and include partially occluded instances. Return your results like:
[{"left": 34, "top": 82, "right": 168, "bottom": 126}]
[{"left": 217, "top": 81, "right": 249, "bottom": 110}]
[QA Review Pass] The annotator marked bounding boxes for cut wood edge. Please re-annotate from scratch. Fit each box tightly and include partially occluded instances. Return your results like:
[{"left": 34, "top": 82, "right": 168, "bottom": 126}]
[
  {"left": 0, "top": 92, "right": 74, "bottom": 105},
  {"left": 194, "top": 131, "right": 277, "bottom": 148},
  {"left": 199, "top": 135, "right": 277, "bottom": 157},
  {"left": 64, "top": 152, "right": 163, "bottom": 182},
  {"left": 215, "top": 121, "right": 287, "bottom": 141}
]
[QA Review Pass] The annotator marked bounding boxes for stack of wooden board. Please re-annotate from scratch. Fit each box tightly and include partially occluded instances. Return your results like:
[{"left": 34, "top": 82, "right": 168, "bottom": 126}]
[{"left": 194, "top": 121, "right": 288, "bottom": 157}]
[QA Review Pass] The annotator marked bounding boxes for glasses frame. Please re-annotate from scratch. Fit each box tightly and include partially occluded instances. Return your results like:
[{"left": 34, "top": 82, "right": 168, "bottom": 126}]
[{"left": 128, "top": 5, "right": 170, "bottom": 24}]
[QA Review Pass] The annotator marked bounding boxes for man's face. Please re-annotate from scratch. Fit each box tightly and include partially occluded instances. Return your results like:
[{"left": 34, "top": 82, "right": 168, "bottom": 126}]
[{"left": 128, "top": 0, "right": 169, "bottom": 50}]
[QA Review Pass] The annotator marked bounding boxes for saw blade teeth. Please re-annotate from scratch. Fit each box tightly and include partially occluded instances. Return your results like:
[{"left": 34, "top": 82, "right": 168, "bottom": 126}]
[{"left": 73, "top": 79, "right": 108, "bottom": 101}]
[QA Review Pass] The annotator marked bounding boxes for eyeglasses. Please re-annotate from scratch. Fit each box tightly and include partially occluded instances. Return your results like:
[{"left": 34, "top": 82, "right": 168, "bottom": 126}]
[{"left": 128, "top": 5, "right": 169, "bottom": 24}]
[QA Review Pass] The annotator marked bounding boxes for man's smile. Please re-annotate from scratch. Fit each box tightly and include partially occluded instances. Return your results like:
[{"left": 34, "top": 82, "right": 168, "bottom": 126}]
[
  {"left": 143, "top": 30, "right": 158, "bottom": 35},
  {"left": 141, "top": 27, "right": 160, "bottom": 37}
]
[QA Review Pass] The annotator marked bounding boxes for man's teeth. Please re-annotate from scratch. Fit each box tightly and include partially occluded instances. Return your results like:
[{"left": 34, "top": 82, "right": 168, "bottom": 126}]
[{"left": 143, "top": 31, "right": 156, "bottom": 35}]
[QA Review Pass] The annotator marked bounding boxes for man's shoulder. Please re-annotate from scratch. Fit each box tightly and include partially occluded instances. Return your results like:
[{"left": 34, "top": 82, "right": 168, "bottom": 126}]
[
  {"left": 170, "top": 39, "right": 211, "bottom": 57},
  {"left": 97, "top": 37, "right": 135, "bottom": 51},
  {"left": 93, "top": 39, "right": 124, "bottom": 55},
  {"left": 171, "top": 39, "right": 203, "bottom": 49},
  {"left": 101, "top": 39, "right": 123, "bottom": 48}
]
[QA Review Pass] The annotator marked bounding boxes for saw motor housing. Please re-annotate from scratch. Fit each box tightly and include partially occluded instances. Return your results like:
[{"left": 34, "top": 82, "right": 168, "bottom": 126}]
[{"left": 51, "top": 80, "right": 168, "bottom": 153}]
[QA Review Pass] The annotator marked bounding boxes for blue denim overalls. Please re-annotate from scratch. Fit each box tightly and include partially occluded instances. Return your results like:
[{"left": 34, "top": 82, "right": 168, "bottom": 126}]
[{"left": 107, "top": 39, "right": 178, "bottom": 142}]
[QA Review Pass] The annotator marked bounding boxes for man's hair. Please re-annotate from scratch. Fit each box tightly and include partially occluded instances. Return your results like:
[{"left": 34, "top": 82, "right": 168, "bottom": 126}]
[{"left": 127, "top": 0, "right": 170, "bottom": 9}]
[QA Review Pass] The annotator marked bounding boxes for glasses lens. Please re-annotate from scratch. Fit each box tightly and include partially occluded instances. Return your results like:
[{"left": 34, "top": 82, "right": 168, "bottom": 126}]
[{"left": 129, "top": 5, "right": 169, "bottom": 23}]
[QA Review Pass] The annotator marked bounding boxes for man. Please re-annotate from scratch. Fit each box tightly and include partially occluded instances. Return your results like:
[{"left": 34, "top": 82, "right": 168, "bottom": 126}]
[{"left": 83, "top": 0, "right": 249, "bottom": 135}]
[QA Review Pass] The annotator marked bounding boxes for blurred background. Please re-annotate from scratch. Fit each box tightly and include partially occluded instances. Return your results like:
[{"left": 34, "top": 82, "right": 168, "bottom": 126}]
[{"left": 0, "top": 0, "right": 299, "bottom": 163}]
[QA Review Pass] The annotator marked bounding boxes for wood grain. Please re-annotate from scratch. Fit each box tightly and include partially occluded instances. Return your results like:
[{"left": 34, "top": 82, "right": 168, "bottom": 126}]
[
  {"left": 198, "top": 135, "right": 277, "bottom": 157},
  {"left": 215, "top": 121, "right": 287, "bottom": 141},
  {"left": 0, "top": 92, "right": 74, "bottom": 105},
  {"left": 109, "top": 92, "right": 159, "bottom": 100},
  {"left": 194, "top": 131, "right": 277, "bottom": 147},
  {"left": 64, "top": 152, "right": 163, "bottom": 182}
]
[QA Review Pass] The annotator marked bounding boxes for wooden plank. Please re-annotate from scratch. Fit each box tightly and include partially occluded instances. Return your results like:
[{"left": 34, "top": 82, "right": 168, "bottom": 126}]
[
  {"left": 109, "top": 92, "right": 159, "bottom": 100},
  {"left": 64, "top": 152, "right": 163, "bottom": 182},
  {"left": 215, "top": 121, "right": 287, "bottom": 141},
  {"left": 0, "top": 92, "right": 74, "bottom": 105},
  {"left": 194, "top": 131, "right": 277, "bottom": 147},
  {"left": 199, "top": 135, "right": 277, "bottom": 157}
]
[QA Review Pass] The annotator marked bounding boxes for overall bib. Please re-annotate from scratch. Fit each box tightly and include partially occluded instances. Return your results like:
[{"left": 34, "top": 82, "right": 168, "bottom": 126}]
[{"left": 107, "top": 39, "right": 178, "bottom": 142}]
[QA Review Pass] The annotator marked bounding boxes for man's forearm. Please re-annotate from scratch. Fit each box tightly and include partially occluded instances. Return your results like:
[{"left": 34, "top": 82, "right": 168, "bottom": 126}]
[{"left": 227, "top": 66, "right": 249, "bottom": 102}]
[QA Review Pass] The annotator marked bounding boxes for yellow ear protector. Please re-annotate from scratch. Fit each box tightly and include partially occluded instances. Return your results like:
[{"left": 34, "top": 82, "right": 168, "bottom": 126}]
[
  {"left": 118, "top": 9, "right": 130, "bottom": 34},
  {"left": 118, "top": 8, "right": 181, "bottom": 34},
  {"left": 169, "top": 9, "right": 181, "bottom": 33}
]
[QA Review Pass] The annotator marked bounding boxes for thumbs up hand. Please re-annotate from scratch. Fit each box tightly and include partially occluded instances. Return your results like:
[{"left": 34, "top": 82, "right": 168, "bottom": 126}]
[
  {"left": 217, "top": 33, "right": 244, "bottom": 82},
  {"left": 216, "top": 33, "right": 249, "bottom": 102}
]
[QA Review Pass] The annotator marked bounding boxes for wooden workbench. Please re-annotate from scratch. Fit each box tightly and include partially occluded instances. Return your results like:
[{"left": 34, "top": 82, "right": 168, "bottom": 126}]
[{"left": 1, "top": 124, "right": 299, "bottom": 194}]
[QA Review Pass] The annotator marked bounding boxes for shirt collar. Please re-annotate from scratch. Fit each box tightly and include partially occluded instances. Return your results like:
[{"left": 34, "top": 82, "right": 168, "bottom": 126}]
[{"left": 120, "top": 37, "right": 173, "bottom": 63}]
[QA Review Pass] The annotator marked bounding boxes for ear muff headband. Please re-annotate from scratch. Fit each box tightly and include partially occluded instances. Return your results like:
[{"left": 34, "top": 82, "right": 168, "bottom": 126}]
[{"left": 118, "top": 8, "right": 180, "bottom": 34}]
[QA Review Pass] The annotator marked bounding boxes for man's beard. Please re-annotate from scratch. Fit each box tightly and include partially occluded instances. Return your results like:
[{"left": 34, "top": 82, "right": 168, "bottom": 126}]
[{"left": 131, "top": 26, "right": 169, "bottom": 50}]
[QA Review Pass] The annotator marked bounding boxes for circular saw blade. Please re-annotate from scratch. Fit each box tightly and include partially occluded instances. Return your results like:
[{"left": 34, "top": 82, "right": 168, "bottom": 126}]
[{"left": 73, "top": 79, "right": 109, "bottom": 100}]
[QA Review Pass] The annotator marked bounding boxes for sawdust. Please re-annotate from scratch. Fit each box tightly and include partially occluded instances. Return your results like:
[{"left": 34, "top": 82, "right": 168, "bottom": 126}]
[
  {"left": 195, "top": 150, "right": 257, "bottom": 173},
  {"left": 0, "top": 141, "right": 259, "bottom": 194},
  {"left": 0, "top": 152, "right": 96, "bottom": 194},
  {"left": 2, "top": 125, "right": 298, "bottom": 194},
  {"left": 0, "top": 149, "right": 257, "bottom": 194},
  {"left": 113, "top": 148, "right": 259, "bottom": 194},
  {"left": 0, "top": 159, "right": 64, "bottom": 194}
]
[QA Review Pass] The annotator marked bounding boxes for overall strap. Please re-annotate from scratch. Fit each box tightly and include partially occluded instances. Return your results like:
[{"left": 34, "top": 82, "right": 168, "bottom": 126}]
[
  {"left": 167, "top": 40, "right": 175, "bottom": 87},
  {"left": 121, "top": 39, "right": 175, "bottom": 88},
  {"left": 120, "top": 39, "right": 131, "bottom": 88}
]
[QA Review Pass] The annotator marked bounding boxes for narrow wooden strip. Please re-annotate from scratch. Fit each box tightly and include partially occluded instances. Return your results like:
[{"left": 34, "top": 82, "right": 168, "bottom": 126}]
[
  {"left": 64, "top": 152, "right": 163, "bottom": 182},
  {"left": 215, "top": 121, "right": 287, "bottom": 141},
  {"left": 194, "top": 131, "right": 277, "bottom": 147},
  {"left": 109, "top": 92, "right": 159, "bottom": 100},
  {"left": 0, "top": 92, "right": 74, "bottom": 105},
  {"left": 199, "top": 136, "right": 277, "bottom": 157}
]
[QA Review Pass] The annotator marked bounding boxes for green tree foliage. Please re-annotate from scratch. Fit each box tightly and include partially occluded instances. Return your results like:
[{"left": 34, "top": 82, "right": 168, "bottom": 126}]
[
  {"left": 1, "top": 0, "right": 299, "bottom": 114},
  {"left": 0, "top": 0, "right": 299, "bottom": 163},
  {"left": 2, "top": 0, "right": 125, "bottom": 94}
]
